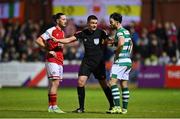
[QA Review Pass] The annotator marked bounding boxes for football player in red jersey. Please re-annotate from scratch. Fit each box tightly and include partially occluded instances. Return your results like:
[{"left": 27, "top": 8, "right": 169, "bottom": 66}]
[{"left": 35, "top": 13, "right": 66, "bottom": 113}]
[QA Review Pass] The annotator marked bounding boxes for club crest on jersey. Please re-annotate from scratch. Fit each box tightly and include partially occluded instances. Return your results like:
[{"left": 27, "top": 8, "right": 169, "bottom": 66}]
[
  {"left": 94, "top": 38, "right": 99, "bottom": 45},
  {"left": 52, "top": 71, "right": 56, "bottom": 75}
]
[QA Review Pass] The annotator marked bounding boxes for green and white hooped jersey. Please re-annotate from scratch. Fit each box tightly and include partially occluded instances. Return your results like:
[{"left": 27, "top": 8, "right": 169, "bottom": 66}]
[{"left": 114, "top": 27, "right": 132, "bottom": 68}]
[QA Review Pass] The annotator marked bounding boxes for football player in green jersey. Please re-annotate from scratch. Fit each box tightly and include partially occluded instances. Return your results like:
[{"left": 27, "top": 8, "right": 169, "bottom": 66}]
[{"left": 107, "top": 12, "right": 133, "bottom": 114}]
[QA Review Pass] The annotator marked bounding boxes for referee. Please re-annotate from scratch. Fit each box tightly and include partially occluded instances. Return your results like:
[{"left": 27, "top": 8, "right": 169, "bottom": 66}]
[{"left": 52, "top": 15, "right": 114, "bottom": 113}]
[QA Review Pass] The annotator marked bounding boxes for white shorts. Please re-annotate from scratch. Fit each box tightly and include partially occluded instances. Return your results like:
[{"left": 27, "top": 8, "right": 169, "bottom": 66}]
[
  {"left": 110, "top": 64, "right": 131, "bottom": 80},
  {"left": 45, "top": 62, "right": 63, "bottom": 80}
]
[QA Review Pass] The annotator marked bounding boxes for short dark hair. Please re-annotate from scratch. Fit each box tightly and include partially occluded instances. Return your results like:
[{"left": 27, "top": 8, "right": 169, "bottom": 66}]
[
  {"left": 110, "top": 12, "right": 122, "bottom": 23},
  {"left": 52, "top": 13, "right": 65, "bottom": 23},
  {"left": 87, "top": 15, "right": 98, "bottom": 22}
]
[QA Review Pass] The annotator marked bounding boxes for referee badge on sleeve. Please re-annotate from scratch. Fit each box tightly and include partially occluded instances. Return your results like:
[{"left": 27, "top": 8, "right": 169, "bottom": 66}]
[{"left": 94, "top": 38, "right": 99, "bottom": 45}]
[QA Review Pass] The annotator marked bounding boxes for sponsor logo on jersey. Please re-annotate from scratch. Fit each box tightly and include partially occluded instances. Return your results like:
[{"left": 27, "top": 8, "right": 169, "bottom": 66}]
[
  {"left": 124, "top": 31, "right": 130, "bottom": 35},
  {"left": 117, "top": 32, "right": 123, "bottom": 37},
  {"left": 94, "top": 38, "right": 99, "bottom": 45}
]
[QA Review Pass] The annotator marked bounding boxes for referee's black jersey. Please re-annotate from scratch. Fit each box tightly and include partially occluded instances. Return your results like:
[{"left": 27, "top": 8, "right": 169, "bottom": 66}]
[{"left": 75, "top": 28, "right": 108, "bottom": 67}]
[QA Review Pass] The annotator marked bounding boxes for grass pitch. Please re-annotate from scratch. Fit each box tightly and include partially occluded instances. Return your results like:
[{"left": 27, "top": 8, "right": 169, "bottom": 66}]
[{"left": 0, "top": 87, "right": 180, "bottom": 118}]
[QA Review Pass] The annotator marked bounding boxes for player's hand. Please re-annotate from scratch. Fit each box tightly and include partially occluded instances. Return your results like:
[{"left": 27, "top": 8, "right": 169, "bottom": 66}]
[
  {"left": 50, "top": 35, "right": 59, "bottom": 42},
  {"left": 74, "top": 31, "right": 81, "bottom": 38},
  {"left": 108, "top": 36, "right": 113, "bottom": 40},
  {"left": 109, "top": 39, "right": 115, "bottom": 44},
  {"left": 58, "top": 43, "right": 64, "bottom": 48},
  {"left": 49, "top": 51, "right": 57, "bottom": 58},
  {"left": 52, "top": 37, "right": 59, "bottom": 42}
]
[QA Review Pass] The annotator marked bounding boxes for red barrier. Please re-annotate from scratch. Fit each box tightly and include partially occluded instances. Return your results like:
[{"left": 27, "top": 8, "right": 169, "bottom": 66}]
[{"left": 165, "top": 65, "right": 180, "bottom": 88}]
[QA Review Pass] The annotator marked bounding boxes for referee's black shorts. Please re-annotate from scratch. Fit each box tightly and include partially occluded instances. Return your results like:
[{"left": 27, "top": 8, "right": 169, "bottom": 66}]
[{"left": 78, "top": 61, "right": 106, "bottom": 80}]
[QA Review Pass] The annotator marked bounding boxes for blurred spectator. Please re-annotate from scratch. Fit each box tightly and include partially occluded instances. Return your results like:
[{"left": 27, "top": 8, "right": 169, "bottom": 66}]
[
  {"left": 0, "top": 21, "right": 5, "bottom": 39},
  {"left": 148, "top": 19, "right": 156, "bottom": 33},
  {"left": 65, "top": 46, "right": 77, "bottom": 60},
  {"left": 170, "top": 56, "right": 178, "bottom": 65},
  {"left": 76, "top": 20, "right": 86, "bottom": 31},
  {"left": 144, "top": 54, "right": 158, "bottom": 66},
  {"left": 148, "top": 33, "right": 163, "bottom": 57},
  {"left": 158, "top": 52, "right": 170, "bottom": 65},
  {"left": 65, "top": 18, "right": 76, "bottom": 37},
  {"left": 137, "top": 28, "right": 149, "bottom": 58},
  {"left": 166, "top": 40, "right": 177, "bottom": 58},
  {"left": 165, "top": 22, "right": 178, "bottom": 44},
  {"left": 155, "top": 22, "right": 167, "bottom": 46},
  {"left": 75, "top": 43, "right": 84, "bottom": 60},
  {"left": 0, "top": 19, "right": 179, "bottom": 66},
  {"left": 20, "top": 52, "right": 28, "bottom": 62},
  {"left": 98, "top": 19, "right": 108, "bottom": 30},
  {"left": 1, "top": 51, "right": 10, "bottom": 62},
  {"left": 130, "top": 27, "right": 139, "bottom": 45}
]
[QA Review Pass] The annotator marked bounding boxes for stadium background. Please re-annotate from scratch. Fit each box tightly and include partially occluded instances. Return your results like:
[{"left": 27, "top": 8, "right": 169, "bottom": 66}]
[
  {"left": 0, "top": 0, "right": 179, "bottom": 88},
  {"left": 0, "top": 0, "right": 180, "bottom": 118}
]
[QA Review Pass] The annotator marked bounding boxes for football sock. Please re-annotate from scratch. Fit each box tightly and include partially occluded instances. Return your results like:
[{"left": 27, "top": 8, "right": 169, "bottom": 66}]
[
  {"left": 122, "top": 88, "right": 129, "bottom": 109},
  {"left": 111, "top": 85, "right": 120, "bottom": 107},
  {"left": 77, "top": 87, "right": 85, "bottom": 109},
  {"left": 103, "top": 87, "right": 114, "bottom": 108},
  {"left": 48, "top": 94, "right": 57, "bottom": 106}
]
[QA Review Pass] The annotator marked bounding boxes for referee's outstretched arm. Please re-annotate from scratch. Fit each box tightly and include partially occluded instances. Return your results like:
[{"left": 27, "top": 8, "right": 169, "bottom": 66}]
[{"left": 51, "top": 36, "right": 77, "bottom": 44}]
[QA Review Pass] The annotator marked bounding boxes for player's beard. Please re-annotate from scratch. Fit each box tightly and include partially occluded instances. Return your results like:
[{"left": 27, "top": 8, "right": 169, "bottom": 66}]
[
  {"left": 61, "top": 24, "right": 66, "bottom": 28},
  {"left": 110, "top": 25, "right": 116, "bottom": 30},
  {"left": 59, "top": 22, "right": 66, "bottom": 28}
]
